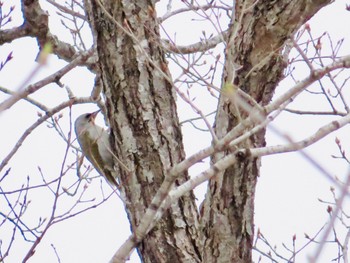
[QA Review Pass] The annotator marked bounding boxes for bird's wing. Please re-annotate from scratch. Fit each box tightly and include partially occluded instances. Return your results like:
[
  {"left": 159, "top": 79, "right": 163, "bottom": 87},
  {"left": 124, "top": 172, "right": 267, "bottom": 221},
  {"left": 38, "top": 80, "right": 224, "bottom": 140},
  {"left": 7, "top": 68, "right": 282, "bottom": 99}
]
[{"left": 80, "top": 130, "right": 119, "bottom": 187}]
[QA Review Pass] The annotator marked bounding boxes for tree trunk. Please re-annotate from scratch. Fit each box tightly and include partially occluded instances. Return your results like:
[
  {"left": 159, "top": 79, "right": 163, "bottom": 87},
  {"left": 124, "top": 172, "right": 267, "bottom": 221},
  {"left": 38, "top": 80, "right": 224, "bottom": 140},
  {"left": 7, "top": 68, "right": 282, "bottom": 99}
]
[
  {"left": 200, "top": 1, "right": 332, "bottom": 262},
  {"left": 84, "top": 0, "right": 200, "bottom": 262},
  {"left": 84, "top": 0, "right": 332, "bottom": 262}
]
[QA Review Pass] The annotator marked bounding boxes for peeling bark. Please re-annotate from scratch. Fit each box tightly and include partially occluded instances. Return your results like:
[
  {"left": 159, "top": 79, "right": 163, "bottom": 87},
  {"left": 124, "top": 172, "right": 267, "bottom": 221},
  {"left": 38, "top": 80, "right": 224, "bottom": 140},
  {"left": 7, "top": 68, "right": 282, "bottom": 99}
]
[{"left": 84, "top": 0, "right": 200, "bottom": 262}]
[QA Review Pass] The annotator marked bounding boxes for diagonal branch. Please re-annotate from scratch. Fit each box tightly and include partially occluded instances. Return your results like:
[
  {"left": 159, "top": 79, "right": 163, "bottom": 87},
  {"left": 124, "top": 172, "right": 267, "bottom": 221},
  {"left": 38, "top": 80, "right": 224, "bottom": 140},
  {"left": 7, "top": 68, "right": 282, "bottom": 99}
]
[
  {"left": 0, "top": 48, "right": 95, "bottom": 112},
  {"left": 162, "top": 30, "right": 228, "bottom": 54},
  {"left": 110, "top": 53, "right": 350, "bottom": 261},
  {"left": 0, "top": 0, "right": 91, "bottom": 64},
  {"left": 0, "top": 96, "right": 94, "bottom": 173}
]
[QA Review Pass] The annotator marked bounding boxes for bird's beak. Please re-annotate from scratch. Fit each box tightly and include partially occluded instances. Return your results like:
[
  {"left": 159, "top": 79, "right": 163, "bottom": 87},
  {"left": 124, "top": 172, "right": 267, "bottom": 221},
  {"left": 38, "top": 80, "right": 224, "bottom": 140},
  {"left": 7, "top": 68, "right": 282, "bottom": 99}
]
[{"left": 90, "top": 110, "right": 101, "bottom": 122}]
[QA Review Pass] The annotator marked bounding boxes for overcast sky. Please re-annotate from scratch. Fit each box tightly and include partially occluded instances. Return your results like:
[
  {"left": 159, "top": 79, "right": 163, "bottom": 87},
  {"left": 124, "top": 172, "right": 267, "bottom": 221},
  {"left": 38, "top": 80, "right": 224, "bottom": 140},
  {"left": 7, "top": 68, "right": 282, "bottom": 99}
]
[{"left": 1, "top": 1, "right": 350, "bottom": 263}]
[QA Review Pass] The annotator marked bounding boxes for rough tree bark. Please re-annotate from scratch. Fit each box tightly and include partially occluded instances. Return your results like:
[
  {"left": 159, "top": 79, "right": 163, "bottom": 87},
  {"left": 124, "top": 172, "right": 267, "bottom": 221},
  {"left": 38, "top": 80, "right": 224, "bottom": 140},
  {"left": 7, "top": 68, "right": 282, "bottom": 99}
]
[
  {"left": 200, "top": 1, "right": 332, "bottom": 262},
  {"left": 84, "top": 1, "right": 200, "bottom": 262},
  {"left": 84, "top": 0, "right": 332, "bottom": 262}
]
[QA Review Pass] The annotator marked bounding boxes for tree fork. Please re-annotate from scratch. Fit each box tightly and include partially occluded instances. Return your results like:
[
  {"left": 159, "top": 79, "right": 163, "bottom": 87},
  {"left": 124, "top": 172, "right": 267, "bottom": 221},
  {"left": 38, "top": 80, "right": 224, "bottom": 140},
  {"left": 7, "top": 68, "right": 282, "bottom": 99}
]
[{"left": 84, "top": 0, "right": 332, "bottom": 262}]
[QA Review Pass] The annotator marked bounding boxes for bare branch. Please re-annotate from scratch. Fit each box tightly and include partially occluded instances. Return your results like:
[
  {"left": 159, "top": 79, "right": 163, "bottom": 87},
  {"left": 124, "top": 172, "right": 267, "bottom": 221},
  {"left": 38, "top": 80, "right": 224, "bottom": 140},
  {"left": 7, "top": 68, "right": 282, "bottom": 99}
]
[
  {"left": 0, "top": 48, "right": 95, "bottom": 112},
  {"left": 47, "top": 0, "right": 86, "bottom": 20},
  {"left": 309, "top": 171, "right": 350, "bottom": 263},
  {"left": 127, "top": 88, "right": 336, "bottom": 260},
  {"left": 162, "top": 31, "right": 228, "bottom": 54},
  {"left": 0, "top": 85, "right": 49, "bottom": 111},
  {"left": 266, "top": 54, "right": 350, "bottom": 114},
  {"left": 159, "top": 2, "right": 229, "bottom": 23},
  {"left": 0, "top": 96, "right": 94, "bottom": 173}
]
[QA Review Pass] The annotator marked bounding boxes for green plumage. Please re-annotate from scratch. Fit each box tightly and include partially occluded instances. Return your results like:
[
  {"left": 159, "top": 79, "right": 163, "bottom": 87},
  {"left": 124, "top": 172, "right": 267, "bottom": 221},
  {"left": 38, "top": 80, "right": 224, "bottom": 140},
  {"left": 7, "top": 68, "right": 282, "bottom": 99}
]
[{"left": 75, "top": 112, "right": 118, "bottom": 187}]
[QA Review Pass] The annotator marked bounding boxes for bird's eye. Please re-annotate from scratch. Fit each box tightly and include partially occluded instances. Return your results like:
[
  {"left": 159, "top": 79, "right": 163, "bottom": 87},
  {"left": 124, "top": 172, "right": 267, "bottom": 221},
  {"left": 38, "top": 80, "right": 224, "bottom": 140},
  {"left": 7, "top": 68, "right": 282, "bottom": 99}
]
[{"left": 85, "top": 114, "right": 91, "bottom": 119}]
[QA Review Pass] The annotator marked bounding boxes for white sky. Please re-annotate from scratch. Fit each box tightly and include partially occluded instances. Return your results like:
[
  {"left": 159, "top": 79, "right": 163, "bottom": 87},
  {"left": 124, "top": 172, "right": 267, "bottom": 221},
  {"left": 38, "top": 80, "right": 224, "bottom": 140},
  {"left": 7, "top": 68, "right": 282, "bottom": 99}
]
[{"left": 0, "top": 1, "right": 350, "bottom": 263}]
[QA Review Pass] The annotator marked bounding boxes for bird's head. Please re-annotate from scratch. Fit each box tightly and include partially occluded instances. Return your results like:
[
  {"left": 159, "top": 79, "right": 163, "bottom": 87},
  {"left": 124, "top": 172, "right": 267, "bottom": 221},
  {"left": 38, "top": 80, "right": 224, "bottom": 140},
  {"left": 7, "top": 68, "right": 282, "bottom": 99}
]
[{"left": 75, "top": 110, "right": 100, "bottom": 134}]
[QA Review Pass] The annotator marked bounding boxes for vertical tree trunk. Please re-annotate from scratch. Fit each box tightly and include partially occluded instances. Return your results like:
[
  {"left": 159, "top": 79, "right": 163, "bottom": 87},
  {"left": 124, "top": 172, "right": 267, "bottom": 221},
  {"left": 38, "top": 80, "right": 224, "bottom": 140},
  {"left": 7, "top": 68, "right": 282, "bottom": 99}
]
[
  {"left": 200, "top": 1, "right": 332, "bottom": 262},
  {"left": 84, "top": 0, "right": 200, "bottom": 262}
]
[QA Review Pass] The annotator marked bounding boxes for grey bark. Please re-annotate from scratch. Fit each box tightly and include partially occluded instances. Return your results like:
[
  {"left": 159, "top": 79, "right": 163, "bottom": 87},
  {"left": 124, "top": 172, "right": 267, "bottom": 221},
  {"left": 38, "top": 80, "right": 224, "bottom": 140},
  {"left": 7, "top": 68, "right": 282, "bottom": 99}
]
[
  {"left": 84, "top": 1, "right": 200, "bottom": 262},
  {"left": 200, "top": 1, "right": 332, "bottom": 262}
]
